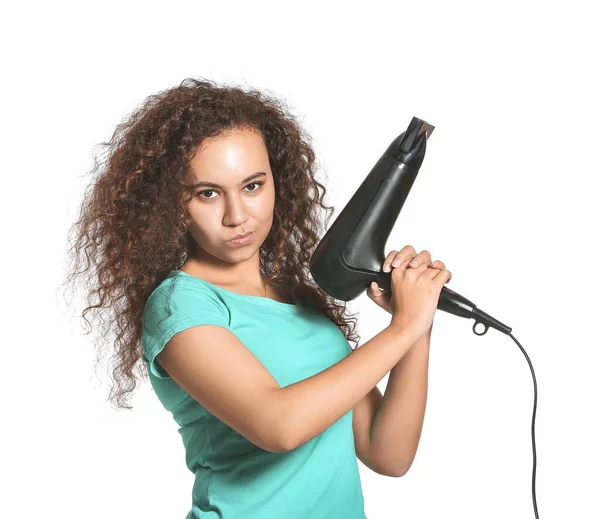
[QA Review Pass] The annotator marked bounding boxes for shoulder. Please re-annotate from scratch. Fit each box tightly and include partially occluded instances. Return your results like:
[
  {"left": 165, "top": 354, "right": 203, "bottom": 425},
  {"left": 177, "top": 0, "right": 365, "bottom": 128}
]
[
  {"left": 144, "top": 272, "right": 229, "bottom": 324},
  {"left": 142, "top": 272, "right": 230, "bottom": 379}
]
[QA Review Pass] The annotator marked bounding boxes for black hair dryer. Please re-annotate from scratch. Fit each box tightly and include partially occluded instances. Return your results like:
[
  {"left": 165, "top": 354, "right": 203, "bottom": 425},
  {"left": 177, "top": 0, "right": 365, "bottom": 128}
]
[{"left": 309, "top": 117, "right": 512, "bottom": 336}]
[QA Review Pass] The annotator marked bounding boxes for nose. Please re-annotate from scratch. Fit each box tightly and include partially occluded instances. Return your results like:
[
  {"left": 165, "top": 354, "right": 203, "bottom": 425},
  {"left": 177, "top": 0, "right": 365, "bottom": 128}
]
[{"left": 222, "top": 192, "right": 249, "bottom": 226}]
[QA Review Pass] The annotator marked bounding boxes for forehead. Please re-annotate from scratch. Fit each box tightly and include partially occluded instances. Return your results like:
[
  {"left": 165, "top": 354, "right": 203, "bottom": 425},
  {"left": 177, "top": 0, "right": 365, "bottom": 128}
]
[
  {"left": 190, "top": 129, "right": 267, "bottom": 168},
  {"left": 186, "top": 129, "right": 270, "bottom": 187}
]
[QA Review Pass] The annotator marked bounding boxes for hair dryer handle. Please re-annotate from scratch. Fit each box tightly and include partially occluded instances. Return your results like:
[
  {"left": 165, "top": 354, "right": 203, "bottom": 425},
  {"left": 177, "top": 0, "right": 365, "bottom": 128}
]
[{"left": 375, "top": 272, "right": 512, "bottom": 336}]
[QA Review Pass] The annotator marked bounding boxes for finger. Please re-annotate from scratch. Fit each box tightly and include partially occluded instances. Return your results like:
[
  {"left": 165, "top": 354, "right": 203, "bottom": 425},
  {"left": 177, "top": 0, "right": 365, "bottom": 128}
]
[
  {"left": 405, "top": 249, "right": 432, "bottom": 269},
  {"left": 389, "top": 255, "right": 419, "bottom": 278},
  {"left": 425, "top": 268, "right": 452, "bottom": 283},
  {"left": 368, "top": 281, "right": 384, "bottom": 297},
  {"left": 382, "top": 245, "right": 417, "bottom": 272},
  {"left": 431, "top": 259, "right": 445, "bottom": 269},
  {"left": 368, "top": 282, "right": 388, "bottom": 301},
  {"left": 439, "top": 269, "right": 452, "bottom": 284},
  {"left": 381, "top": 250, "right": 399, "bottom": 273},
  {"left": 404, "top": 263, "right": 430, "bottom": 279}
]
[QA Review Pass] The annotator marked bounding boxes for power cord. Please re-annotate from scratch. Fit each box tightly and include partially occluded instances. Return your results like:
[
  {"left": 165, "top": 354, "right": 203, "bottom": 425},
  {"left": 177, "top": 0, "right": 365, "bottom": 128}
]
[{"left": 508, "top": 333, "right": 539, "bottom": 519}]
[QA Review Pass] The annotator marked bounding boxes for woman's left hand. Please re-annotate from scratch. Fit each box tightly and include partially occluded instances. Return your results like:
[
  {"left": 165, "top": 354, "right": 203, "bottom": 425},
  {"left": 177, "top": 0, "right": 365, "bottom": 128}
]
[{"left": 366, "top": 245, "right": 451, "bottom": 315}]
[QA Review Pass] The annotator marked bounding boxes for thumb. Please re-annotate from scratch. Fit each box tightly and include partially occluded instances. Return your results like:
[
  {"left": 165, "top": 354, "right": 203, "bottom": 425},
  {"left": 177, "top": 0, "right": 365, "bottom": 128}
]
[{"left": 367, "top": 281, "right": 384, "bottom": 299}]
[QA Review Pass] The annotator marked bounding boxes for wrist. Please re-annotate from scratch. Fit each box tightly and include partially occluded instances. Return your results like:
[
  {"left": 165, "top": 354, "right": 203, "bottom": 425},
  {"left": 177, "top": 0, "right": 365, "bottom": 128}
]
[{"left": 388, "top": 319, "right": 422, "bottom": 344}]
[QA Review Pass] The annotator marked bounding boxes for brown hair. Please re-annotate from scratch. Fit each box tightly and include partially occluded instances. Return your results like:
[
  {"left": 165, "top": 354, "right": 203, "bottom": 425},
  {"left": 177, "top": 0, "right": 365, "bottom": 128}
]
[{"left": 61, "top": 77, "right": 360, "bottom": 410}]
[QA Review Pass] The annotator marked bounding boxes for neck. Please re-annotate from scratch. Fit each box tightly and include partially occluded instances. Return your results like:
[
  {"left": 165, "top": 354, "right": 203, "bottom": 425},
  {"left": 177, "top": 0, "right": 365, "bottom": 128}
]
[{"left": 182, "top": 256, "right": 268, "bottom": 295}]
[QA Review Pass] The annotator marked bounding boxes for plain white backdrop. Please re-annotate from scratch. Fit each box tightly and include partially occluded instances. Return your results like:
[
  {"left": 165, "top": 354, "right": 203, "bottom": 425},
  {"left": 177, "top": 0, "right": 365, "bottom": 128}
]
[{"left": 2, "top": 1, "right": 598, "bottom": 518}]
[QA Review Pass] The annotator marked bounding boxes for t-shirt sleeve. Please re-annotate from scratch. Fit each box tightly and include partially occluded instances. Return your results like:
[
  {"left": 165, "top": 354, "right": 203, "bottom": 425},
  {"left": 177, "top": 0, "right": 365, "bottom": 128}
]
[{"left": 142, "top": 280, "right": 230, "bottom": 379}]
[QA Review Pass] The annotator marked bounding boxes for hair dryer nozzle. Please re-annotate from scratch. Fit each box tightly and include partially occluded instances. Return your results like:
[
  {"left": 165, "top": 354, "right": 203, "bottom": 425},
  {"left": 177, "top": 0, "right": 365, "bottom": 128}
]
[
  {"left": 386, "top": 117, "right": 435, "bottom": 162},
  {"left": 400, "top": 117, "right": 435, "bottom": 152}
]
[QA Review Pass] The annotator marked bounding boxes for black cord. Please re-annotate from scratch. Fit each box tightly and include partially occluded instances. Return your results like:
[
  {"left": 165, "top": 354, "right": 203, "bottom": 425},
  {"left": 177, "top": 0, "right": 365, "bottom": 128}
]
[{"left": 508, "top": 333, "right": 539, "bottom": 519}]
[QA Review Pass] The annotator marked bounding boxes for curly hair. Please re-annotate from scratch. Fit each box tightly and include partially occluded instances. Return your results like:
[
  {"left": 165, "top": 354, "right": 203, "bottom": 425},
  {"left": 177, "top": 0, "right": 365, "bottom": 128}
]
[{"left": 61, "top": 77, "right": 361, "bottom": 410}]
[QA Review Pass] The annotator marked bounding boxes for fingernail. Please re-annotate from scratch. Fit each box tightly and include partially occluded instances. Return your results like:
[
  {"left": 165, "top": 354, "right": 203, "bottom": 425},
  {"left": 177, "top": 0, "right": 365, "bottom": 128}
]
[
  {"left": 392, "top": 259, "right": 402, "bottom": 267},
  {"left": 409, "top": 259, "right": 418, "bottom": 267},
  {"left": 383, "top": 264, "right": 390, "bottom": 272}
]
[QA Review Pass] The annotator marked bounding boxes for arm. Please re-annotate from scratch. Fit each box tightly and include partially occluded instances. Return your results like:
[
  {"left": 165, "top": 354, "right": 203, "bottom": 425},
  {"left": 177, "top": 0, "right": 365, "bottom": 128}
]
[
  {"left": 279, "top": 323, "right": 420, "bottom": 452},
  {"left": 368, "top": 324, "right": 432, "bottom": 476},
  {"left": 158, "top": 321, "right": 419, "bottom": 455}
]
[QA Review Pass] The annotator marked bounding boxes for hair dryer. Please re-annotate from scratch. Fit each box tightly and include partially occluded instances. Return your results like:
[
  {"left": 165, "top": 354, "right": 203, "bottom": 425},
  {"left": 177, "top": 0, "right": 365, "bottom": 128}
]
[{"left": 309, "top": 117, "right": 511, "bottom": 337}]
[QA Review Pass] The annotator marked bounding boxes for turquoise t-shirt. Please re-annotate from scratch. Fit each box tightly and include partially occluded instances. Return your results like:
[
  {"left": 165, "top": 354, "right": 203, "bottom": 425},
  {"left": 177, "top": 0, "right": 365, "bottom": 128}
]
[{"left": 142, "top": 269, "right": 367, "bottom": 519}]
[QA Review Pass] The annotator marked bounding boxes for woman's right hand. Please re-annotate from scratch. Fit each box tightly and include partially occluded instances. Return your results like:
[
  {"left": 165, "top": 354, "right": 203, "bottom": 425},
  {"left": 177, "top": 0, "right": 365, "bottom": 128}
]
[{"left": 389, "top": 249, "right": 452, "bottom": 341}]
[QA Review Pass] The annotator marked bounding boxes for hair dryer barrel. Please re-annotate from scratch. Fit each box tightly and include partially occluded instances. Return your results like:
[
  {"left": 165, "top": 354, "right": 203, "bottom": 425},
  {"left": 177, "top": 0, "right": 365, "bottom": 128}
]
[{"left": 310, "top": 117, "right": 431, "bottom": 300}]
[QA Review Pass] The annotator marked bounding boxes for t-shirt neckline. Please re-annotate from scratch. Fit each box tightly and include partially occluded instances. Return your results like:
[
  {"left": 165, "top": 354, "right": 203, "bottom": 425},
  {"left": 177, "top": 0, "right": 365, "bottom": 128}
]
[{"left": 169, "top": 270, "right": 307, "bottom": 313}]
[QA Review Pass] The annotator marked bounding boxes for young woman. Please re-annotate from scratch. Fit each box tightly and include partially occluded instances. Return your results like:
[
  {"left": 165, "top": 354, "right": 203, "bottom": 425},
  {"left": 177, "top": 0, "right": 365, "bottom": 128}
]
[{"left": 64, "top": 77, "right": 451, "bottom": 519}]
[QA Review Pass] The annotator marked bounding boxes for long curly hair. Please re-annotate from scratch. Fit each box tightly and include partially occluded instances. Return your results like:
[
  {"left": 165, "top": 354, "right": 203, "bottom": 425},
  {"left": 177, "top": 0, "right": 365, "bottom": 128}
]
[{"left": 61, "top": 77, "right": 361, "bottom": 410}]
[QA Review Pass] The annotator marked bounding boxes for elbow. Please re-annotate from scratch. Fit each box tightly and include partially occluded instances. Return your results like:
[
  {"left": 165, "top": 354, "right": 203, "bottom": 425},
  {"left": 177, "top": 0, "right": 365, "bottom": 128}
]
[
  {"left": 265, "top": 419, "right": 296, "bottom": 453},
  {"left": 385, "top": 467, "right": 408, "bottom": 478},
  {"left": 264, "top": 429, "right": 296, "bottom": 454},
  {"left": 256, "top": 420, "right": 295, "bottom": 453},
  {"left": 260, "top": 390, "right": 298, "bottom": 453},
  {"left": 273, "top": 404, "right": 307, "bottom": 453},
  {"left": 272, "top": 419, "right": 299, "bottom": 453},
  {"left": 273, "top": 437, "right": 296, "bottom": 453},
  {"left": 380, "top": 460, "right": 411, "bottom": 478}
]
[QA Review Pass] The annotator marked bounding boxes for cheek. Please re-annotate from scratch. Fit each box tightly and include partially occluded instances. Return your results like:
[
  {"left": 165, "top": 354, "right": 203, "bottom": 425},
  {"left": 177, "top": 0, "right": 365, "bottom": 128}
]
[
  {"left": 254, "top": 187, "right": 276, "bottom": 217},
  {"left": 249, "top": 199, "right": 273, "bottom": 219},
  {"left": 187, "top": 208, "right": 220, "bottom": 241}
]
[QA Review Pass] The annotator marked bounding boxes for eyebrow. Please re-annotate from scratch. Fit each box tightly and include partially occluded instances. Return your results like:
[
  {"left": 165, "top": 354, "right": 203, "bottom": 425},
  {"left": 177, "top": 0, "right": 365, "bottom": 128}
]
[{"left": 190, "top": 172, "right": 267, "bottom": 189}]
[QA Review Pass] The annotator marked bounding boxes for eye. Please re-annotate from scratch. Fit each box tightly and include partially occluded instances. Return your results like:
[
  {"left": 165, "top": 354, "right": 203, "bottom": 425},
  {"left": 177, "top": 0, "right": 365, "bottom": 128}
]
[
  {"left": 197, "top": 189, "right": 217, "bottom": 200},
  {"left": 197, "top": 181, "right": 264, "bottom": 200},
  {"left": 245, "top": 181, "right": 264, "bottom": 192}
]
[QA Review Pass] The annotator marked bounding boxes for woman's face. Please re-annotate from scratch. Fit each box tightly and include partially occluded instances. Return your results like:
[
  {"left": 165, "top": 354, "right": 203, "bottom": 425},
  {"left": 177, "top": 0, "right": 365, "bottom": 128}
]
[{"left": 183, "top": 127, "right": 276, "bottom": 268}]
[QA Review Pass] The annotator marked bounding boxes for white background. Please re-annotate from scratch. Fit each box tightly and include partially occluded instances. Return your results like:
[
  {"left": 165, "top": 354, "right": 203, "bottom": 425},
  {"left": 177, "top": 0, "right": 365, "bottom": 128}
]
[{"left": 2, "top": 1, "right": 598, "bottom": 518}]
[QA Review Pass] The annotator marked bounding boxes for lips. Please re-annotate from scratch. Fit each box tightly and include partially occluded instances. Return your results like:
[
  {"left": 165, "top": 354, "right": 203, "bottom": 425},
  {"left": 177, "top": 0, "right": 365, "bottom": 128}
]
[{"left": 229, "top": 231, "right": 253, "bottom": 242}]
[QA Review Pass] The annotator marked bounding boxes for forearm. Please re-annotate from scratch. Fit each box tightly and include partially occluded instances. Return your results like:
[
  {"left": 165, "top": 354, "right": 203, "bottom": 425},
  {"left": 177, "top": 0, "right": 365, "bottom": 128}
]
[
  {"left": 277, "top": 324, "right": 420, "bottom": 451},
  {"left": 369, "top": 325, "right": 432, "bottom": 476}
]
